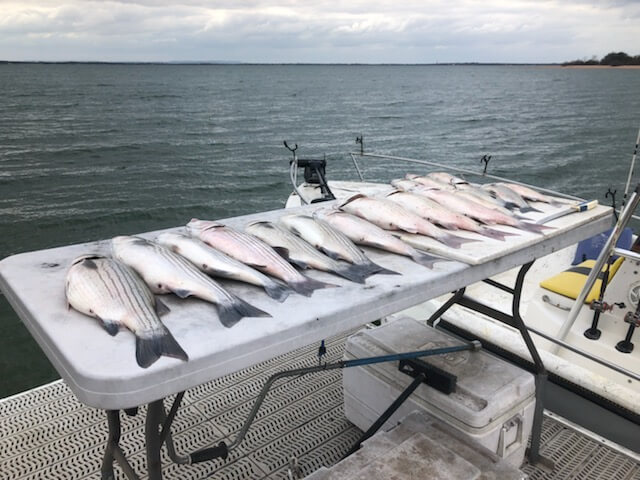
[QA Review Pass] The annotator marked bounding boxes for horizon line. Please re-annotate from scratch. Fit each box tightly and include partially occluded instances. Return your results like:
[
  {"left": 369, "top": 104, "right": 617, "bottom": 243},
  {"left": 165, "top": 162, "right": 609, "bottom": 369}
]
[{"left": 0, "top": 60, "right": 563, "bottom": 66}]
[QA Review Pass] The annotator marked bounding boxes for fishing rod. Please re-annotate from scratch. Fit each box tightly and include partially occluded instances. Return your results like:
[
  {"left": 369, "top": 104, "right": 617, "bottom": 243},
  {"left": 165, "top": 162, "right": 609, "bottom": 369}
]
[{"left": 623, "top": 126, "right": 640, "bottom": 207}]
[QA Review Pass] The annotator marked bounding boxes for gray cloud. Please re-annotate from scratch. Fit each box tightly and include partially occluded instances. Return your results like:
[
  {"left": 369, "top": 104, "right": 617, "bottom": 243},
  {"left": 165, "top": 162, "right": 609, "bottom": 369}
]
[{"left": 0, "top": 1, "right": 638, "bottom": 62}]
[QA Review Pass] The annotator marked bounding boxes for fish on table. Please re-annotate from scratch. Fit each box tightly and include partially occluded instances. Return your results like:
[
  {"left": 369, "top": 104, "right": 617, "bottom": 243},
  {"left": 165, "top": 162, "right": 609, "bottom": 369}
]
[
  {"left": 112, "top": 235, "right": 270, "bottom": 328},
  {"left": 157, "top": 231, "right": 292, "bottom": 303},
  {"left": 385, "top": 190, "right": 514, "bottom": 241},
  {"left": 278, "top": 213, "right": 399, "bottom": 279},
  {"left": 405, "top": 174, "right": 452, "bottom": 190},
  {"left": 65, "top": 255, "right": 188, "bottom": 368},
  {"left": 493, "top": 182, "right": 567, "bottom": 206},
  {"left": 417, "top": 189, "right": 550, "bottom": 234},
  {"left": 482, "top": 183, "right": 542, "bottom": 214},
  {"left": 427, "top": 172, "right": 469, "bottom": 185},
  {"left": 339, "top": 194, "right": 478, "bottom": 249},
  {"left": 390, "top": 178, "right": 422, "bottom": 192},
  {"left": 187, "top": 219, "right": 336, "bottom": 297},
  {"left": 245, "top": 220, "right": 366, "bottom": 283},
  {"left": 315, "top": 209, "right": 443, "bottom": 268}
]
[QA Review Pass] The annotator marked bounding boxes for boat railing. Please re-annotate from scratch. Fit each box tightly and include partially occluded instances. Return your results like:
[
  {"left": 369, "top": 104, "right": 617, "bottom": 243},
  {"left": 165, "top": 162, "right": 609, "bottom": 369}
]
[
  {"left": 348, "top": 150, "right": 585, "bottom": 201},
  {"left": 524, "top": 322, "right": 640, "bottom": 382}
]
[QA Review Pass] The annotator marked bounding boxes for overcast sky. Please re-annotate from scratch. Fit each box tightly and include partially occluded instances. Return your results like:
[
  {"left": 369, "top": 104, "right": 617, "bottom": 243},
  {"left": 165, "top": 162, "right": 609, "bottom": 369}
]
[{"left": 1, "top": 1, "right": 639, "bottom": 63}]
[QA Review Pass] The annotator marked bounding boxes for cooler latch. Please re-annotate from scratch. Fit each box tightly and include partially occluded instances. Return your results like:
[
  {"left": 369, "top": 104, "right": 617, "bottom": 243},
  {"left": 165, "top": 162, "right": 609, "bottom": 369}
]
[
  {"left": 398, "top": 358, "right": 457, "bottom": 394},
  {"left": 497, "top": 413, "right": 524, "bottom": 457}
]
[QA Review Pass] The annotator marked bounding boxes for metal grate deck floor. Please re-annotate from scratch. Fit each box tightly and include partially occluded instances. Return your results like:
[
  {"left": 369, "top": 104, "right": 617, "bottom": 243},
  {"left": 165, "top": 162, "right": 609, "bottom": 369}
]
[{"left": 1, "top": 330, "right": 638, "bottom": 480}]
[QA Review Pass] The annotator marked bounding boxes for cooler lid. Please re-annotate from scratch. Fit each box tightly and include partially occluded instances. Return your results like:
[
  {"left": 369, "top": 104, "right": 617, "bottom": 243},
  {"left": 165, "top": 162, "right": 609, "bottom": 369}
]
[{"left": 350, "top": 317, "right": 536, "bottom": 429}]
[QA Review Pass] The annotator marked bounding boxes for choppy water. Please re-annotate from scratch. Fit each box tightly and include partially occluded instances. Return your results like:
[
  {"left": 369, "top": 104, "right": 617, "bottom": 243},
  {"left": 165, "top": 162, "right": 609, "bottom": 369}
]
[{"left": 1, "top": 64, "right": 639, "bottom": 397}]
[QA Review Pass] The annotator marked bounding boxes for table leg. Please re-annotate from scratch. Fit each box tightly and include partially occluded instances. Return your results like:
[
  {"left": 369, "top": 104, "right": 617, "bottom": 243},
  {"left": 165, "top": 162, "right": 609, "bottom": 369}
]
[
  {"left": 101, "top": 410, "right": 120, "bottom": 480},
  {"left": 146, "top": 400, "right": 165, "bottom": 480}
]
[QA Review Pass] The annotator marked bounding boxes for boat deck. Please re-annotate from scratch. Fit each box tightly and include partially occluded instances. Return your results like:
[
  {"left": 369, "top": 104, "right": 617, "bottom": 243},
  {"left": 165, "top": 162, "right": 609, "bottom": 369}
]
[{"left": 1, "top": 328, "right": 638, "bottom": 480}]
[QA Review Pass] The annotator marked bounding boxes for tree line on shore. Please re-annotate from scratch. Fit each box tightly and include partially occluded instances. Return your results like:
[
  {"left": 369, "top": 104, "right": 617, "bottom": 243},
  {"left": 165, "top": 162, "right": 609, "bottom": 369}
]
[{"left": 563, "top": 52, "right": 640, "bottom": 66}]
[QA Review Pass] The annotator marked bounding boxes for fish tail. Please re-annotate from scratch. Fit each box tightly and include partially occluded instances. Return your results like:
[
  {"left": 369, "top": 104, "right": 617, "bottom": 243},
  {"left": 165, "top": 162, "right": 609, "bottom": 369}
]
[
  {"left": 135, "top": 329, "right": 188, "bottom": 368},
  {"left": 440, "top": 234, "right": 478, "bottom": 249},
  {"left": 477, "top": 227, "right": 517, "bottom": 241},
  {"left": 519, "top": 205, "right": 543, "bottom": 214},
  {"left": 263, "top": 280, "right": 293, "bottom": 303},
  {"left": 518, "top": 222, "right": 554, "bottom": 234},
  {"left": 218, "top": 297, "right": 272, "bottom": 328},
  {"left": 410, "top": 251, "right": 445, "bottom": 269},
  {"left": 334, "top": 265, "right": 368, "bottom": 284},
  {"left": 290, "top": 276, "right": 339, "bottom": 297},
  {"left": 354, "top": 261, "right": 401, "bottom": 278}
]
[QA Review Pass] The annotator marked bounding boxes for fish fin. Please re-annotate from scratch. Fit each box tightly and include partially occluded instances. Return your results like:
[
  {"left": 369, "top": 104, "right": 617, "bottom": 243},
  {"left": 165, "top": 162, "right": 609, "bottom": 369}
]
[
  {"left": 385, "top": 190, "right": 401, "bottom": 198},
  {"left": 519, "top": 206, "right": 543, "bottom": 214},
  {"left": 82, "top": 258, "right": 99, "bottom": 269},
  {"left": 289, "top": 258, "right": 311, "bottom": 269},
  {"left": 402, "top": 226, "right": 420, "bottom": 234},
  {"left": 517, "top": 222, "right": 555, "bottom": 234},
  {"left": 247, "top": 262, "right": 269, "bottom": 270},
  {"left": 217, "top": 297, "right": 271, "bottom": 328},
  {"left": 339, "top": 193, "right": 367, "bottom": 209},
  {"left": 155, "top": 298, "right": 171, "bottom": 316},
  {"left": 333, "top": 265, "right": 368, "bottom": 284},
  {"left": 354, "top": 261, "right": 401, "bottom": 278},
  {"left": 439, "top": 234, "right": 479, "bottom": 250},
  {"left": 272, "top": 246, "right": 291, "bottom": 260},
  {"left": 290, "top": 276, "right": 339, "bottom": 297},
  {"left": 135, "top": 329, "right": 188, "bottom": 368},
  {"left": 97, "top": 317, "right": 120, "bottom": 336},
  {"left": 410, "top": 251, "right": 446, "bottom": 269},
  {"left": 476, "top": 227, "right": 513, "bottom": 241},
  {"left": 247, "top": 220, "right": 272, "bottom": 228},
  {"left": 503, "top": 202, "right": 519, "bottom": 210},
  {"left": 263, "top": 280, "right": 293, "bottom": 303},
  {"left": 318, "top": 246, "right": 343, "bottom": 261},
  {"left": 172, "top": 288, "right": 192, "bottom": 299}
]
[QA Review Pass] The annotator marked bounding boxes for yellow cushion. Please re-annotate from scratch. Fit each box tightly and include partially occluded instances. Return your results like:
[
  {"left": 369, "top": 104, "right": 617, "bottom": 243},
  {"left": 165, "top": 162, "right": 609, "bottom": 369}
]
[{"left": 540, "top": 257, "right": 624, "bottom": 303}]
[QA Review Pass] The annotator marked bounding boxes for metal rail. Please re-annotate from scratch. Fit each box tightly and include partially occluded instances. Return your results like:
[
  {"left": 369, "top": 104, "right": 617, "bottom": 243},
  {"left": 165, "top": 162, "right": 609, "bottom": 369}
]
[{"left": 348, "top": 152, "right": 584, "bottom": 201}]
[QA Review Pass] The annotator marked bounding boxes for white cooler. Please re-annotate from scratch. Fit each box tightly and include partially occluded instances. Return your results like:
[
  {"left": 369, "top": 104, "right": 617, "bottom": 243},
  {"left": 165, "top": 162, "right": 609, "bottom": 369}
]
[{"left": 343, "top": 317, "right": 536, "bottom": 467}]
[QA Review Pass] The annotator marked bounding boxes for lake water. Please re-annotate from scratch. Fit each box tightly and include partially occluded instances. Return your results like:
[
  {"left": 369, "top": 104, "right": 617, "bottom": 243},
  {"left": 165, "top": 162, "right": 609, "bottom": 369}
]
[{"left": 1, "top": 64, "right": 639, "bottom": 397}]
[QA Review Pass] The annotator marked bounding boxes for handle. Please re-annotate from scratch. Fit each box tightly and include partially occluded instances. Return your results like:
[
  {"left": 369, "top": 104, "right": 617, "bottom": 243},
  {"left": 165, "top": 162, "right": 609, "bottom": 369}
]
[
  {"left": 189, "top": 441, "right": 229, "bottom": 463},
  {"left": 572, "top": 200, "right": 598, "bottom": 212}
]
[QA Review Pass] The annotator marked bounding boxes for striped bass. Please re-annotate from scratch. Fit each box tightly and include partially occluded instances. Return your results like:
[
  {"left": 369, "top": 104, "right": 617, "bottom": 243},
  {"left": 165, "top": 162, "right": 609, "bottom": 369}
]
[
  {"left": 405, "top": 174, "right": 451, "bottom": 190},
  {"left": 278, "top": 214, "right": 399, "bottom": 278},
  {"left": 451, "top": 183, "right": 519, "bottom": 211},
  {"left": 157, "top": 232, "right": 292, "bottom": 303},
  {"left": 65, "top": 255, "right": 188, "bottom": 368},
  {"left": 385, "top": 190, "right": 514, "bottom": 241},
  {"left": 112, "top": 236, "right": 270, "bottom": 328},
  {"left": 187, "top": 219, "right": 335, "bottom": 297},
  {"left": 483, "top": 184, "right": 542, "bottom": 213},
  {"left": 339, "top": 194, "right": 477, "bottom": 249},
  {"left": 494, "top": 183, "right": 565, "bottom": 206},
  {"left": 418, "top": 189, "right": 550, "bottom": 234},
  {"left": 455, "top": 190, "right": 522, "bottom": 217},
  {"left": 245, "top": 221, "right": 366, "bottom": 283},
  {"left": 315, "top": 210, "right": 441, "bottom": 268},
  {"left": 390, "top": 178, "right": 422, "bottom": 191},
  {"left": 427, "top": 172, "right": 469, "bottom": 185}
]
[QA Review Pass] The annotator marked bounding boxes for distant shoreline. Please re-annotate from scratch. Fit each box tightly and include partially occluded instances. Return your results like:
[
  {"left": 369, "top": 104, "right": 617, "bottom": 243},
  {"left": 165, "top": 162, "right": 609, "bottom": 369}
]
[
  {"left": 552, "top": 64, "right": 640, "bottom": 69},
  {"left": 1, "top": 61, "right": 639, "bottom": 67}
]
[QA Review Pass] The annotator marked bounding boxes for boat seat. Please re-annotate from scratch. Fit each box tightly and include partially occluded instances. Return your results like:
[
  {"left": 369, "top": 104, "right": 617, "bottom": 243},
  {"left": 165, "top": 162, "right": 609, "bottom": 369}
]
[{"left": 539, "top": 257, "right": 624, "bottom": 303}]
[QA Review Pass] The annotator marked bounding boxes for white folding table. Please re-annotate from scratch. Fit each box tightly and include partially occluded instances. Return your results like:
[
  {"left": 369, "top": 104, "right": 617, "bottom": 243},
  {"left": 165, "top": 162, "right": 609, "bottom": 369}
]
[{"left": 0, "top": 201, "right": 612, "bottom": 479}]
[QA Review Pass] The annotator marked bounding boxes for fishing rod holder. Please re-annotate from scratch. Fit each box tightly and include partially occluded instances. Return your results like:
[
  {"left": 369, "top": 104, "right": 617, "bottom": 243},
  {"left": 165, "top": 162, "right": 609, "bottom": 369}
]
[
  {"left": 480, "top": 154, "right": 492, "bottom": 175},
  {"left": 285, "top": 141, "right": 335, "bottom": 203}
]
